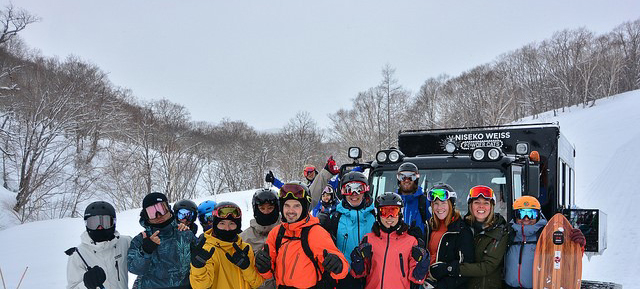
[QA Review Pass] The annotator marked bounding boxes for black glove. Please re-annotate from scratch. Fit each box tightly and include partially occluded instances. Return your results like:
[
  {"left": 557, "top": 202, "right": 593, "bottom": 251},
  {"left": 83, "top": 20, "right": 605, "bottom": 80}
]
[
  {"left": 226, "top": 243, "right": 251, "bottom": 270},
  {"left": 350, "top": 247, "right": 366, "bottom": 275},
  {"left": 317, "top": 212, "right": 330, "bottom": 226},
  {"left": 322, "top": 249, "right": 343, "bottom": 274},
  {"left": 411, "top": 245, "right": 428, "bottom": 263},
  {"left": 83, "top": 266, "right": 106, "bottom": 289},
  {"left": 255, "top": 244, "right": 272, "bottom": 274},
  {"left": 570, "top": 228, "right": 586, "bottom": 248},
  {"left": 141, "top": 233, "right": 159, "bottom": 254},
  {"left": 411, "top": 246, "right": 429, "bottom": 281},
  {"left": 408, "top": 225, "right": 425, "bottom": 247},
  {"left": 358, "top": 239, "right": 373, "bottom": 259},
  {"left": 429, "top": 261, "right": 459, "bottom": 280},
  {"left": 265, "top": 171, "right": 275, "bottom": 183},
  {"left": 190, "top": 238, "right": 215, "bottom": 268}
]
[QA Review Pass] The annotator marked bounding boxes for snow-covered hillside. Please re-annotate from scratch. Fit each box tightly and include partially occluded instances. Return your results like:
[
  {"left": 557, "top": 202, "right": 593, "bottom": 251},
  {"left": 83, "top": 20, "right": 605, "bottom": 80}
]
[{"left": 0, "top": 90, "right": 639, "bottom": 288}]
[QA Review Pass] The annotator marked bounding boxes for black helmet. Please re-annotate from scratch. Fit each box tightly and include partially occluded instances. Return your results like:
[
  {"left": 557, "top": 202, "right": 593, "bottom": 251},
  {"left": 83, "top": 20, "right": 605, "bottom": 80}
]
[
  {"left": 375, "top": 192, "right": 404, "bottom": 209},
  {"left": 252, "top": 188, "right": 280, "bottom": 226},
  {"left": 84, "top": 201, "right": 116, "bottom": 220},
  {"left": 173, "top": 199, "right": 198, "bottom": 222},
  {"left": 397, "top": 162, "right": 419, "bottom": 173},
  {"left": 427, "top": 183, "right": 457, "bottom": 206},
  {"left": 340, "top": 171, "right": 368, "bottom": 189},
  {"left": 84, "top": 201, "right": 117, "bottom": 243},
  {"left": 279, "top": 181, "right": 311, "bottom": 222}
]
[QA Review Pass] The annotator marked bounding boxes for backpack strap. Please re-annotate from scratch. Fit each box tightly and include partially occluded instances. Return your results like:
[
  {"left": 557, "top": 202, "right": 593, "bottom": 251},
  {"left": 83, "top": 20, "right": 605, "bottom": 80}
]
[
  {"left": 274, "top": 225, "right": 287, "bottom": 254},
  {"left": 326, "top": 211, "right": 342, "bottom": 243},
  {"left": 301, "top": 224, "right": 323, "bottom": 281}
]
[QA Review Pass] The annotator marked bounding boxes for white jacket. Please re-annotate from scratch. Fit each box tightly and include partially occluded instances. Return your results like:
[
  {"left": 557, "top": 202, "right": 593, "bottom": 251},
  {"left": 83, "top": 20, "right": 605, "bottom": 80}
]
[{"left": 67, "top": 231, "right": 132, "bottom": 289}]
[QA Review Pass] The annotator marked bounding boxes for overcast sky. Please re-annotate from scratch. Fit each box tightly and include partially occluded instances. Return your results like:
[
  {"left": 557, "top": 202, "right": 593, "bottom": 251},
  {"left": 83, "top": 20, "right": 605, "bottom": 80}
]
[{"left": 6, "top": 0, "right": 639, "bottom": 131}]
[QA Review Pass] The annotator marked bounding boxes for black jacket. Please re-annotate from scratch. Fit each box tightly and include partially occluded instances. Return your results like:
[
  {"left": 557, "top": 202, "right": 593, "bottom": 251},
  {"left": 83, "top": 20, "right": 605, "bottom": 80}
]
[{"left": 426, "top": 217, "right": 475, "bottom": 289}]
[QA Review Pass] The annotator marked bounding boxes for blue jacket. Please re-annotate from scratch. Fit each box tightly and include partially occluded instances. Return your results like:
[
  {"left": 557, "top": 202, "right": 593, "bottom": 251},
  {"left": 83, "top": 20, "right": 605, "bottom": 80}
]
[
  {"left": 312, "top": 199, "right": 338, "bottom": 217},
  {"left": 333, "top": 201, "right": 376, "bottom": 264},
  {"left": 397, "top": 186, "right": 430, "bottom": 234},
  {"left": 272, "top": 176, "right": 284, "bottom": 189},
  {"left": 504, "top": 218, "right": 547, "bottom": 288},
  {"left": 128, "top": 217, "right": 196, "bottom": 289}
]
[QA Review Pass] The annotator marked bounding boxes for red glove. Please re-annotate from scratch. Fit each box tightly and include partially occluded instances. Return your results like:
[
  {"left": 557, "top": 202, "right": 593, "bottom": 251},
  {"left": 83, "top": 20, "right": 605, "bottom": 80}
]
[
  {"left": 325, "top": 156, "right": 340, "bottom": 175},
  {"left": 569, "top": 228, "right": 586, "bottom": 248}
]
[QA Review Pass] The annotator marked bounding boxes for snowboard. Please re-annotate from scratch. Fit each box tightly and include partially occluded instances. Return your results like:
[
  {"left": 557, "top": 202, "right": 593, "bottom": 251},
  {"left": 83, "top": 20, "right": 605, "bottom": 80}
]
[{"left": 533, "top": 213, "right": 582, "bottom": 289}]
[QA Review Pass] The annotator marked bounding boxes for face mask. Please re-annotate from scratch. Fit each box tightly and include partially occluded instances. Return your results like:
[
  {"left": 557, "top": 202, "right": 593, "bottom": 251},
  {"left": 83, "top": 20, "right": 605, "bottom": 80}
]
[
  {"left": 213, "top": 226, "right": 239, "bottom": 242},
  {"left": 87, "top": 227, "right": 115, "bottom": 243}
]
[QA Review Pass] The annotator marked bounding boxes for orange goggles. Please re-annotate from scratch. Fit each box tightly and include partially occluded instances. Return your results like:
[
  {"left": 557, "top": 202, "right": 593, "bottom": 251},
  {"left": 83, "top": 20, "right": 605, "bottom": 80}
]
[
  {"left": 467, "top": 185, "right": 496, "bottom": 203},
  {"left": 378, "top": 206, "right": 401, "bottom": 218},
  {"left": 213, "top": 205, "right": 242, "bottom": 219}
]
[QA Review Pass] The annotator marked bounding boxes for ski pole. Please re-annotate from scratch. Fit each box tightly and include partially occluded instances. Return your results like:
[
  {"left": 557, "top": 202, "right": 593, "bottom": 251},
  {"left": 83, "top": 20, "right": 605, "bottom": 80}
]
[
  {"left": 0, "top": 265, "right": 6, "bottom": 289},
  {"left": 15, "top": 267, "right": 27, "bottom": 289},
  {"left": 65, "top": 248, "right": 106, "bottom": 289}
]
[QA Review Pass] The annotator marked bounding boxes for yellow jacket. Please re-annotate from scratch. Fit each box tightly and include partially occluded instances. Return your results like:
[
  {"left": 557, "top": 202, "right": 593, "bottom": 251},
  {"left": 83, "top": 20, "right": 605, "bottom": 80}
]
[{"left": 190, "top": 229, "right": 265, "bottom": 289}]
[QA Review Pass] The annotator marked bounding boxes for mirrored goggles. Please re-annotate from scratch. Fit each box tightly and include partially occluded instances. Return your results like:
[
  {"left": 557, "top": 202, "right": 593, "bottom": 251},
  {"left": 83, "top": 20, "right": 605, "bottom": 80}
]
[
  {"left": 342, "top": 181, "right": 368, "bottom": 196},
  {"left": 213, "top": 205, "right": 242, "bottom": 219},
  {"left": 427, "top": 189, "right": 453, "bottom": 202},
  {"left": 279, "top": 184, "right": 308, "bottom": 199},
  {"left": 515, "top": 208, "right": 540, "bottom": 220},
  {"left": 379, "top": 206, "right": 401, "bottom": 218},
  {"left": 468, "top": 185, "right": 496, "bottom": 202},
  {"left": 201, "top": 211, "right": 215, "bottom": 224},
  {"left": 85, "top": 215, "right": 115, "bottom": 230},
  {"left": 176, "top": 208, "right": 195, "bottom": 222},
  {"left": 396, "top": 171, "right": 420, "bottom": 182},
  {"left": 145, "top": 202, "right": 170, "bottom": 220}
]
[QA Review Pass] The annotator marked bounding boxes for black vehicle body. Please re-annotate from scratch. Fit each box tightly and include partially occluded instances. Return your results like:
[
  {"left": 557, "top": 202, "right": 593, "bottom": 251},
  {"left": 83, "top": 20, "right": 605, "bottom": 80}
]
[{"left": 348, "top": 123, "right": 604, "bottom": 254}]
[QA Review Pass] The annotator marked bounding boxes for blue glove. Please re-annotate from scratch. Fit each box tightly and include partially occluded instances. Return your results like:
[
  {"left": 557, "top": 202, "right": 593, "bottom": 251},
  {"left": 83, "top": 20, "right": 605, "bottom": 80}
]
[{"left": 411, "top": 246, "right": 429, "bottom": 281}]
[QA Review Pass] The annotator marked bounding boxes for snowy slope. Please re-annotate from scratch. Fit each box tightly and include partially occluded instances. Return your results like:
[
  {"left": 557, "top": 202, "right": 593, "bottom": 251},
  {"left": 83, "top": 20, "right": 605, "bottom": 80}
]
[
  {"left": 0, "top": 90, "right": 639, "bottom": 288},
  {"left": 514, "top": 90, "right": 640, "bottom": 286}
]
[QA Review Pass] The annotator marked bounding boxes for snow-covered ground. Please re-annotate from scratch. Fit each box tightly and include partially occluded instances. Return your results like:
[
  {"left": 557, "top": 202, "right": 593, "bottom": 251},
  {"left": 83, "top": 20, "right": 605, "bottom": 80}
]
[{"left": 0, "top": 90, "right": 639, "bottom": 288}]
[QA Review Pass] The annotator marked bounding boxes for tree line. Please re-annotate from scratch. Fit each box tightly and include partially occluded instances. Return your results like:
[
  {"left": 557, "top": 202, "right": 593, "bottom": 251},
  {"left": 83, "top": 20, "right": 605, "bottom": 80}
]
[{"left": 1, "top": 4, "right": 638, "bottom": 223}]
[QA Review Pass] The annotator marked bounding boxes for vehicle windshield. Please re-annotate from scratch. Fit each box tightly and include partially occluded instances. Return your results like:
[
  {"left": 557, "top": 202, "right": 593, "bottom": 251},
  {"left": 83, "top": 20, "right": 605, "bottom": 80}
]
[{"left": 370, "top": 168, "right": 508, "bottom": 217}]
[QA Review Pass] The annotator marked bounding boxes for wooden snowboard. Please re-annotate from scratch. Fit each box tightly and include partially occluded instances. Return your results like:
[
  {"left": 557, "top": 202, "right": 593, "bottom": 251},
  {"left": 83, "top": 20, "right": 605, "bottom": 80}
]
[{"left": 533, "top": 213, "right": 582, "bottom": 289}]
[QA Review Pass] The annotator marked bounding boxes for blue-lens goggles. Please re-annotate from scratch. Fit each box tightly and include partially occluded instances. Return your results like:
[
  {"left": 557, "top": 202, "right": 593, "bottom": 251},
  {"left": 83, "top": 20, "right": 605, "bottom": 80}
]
[
  {"left": 177, "top": 208, "right": 195, "bottom": 222},
  {"left": 515, "top": 208, "right": 539, "bottom": 220}
]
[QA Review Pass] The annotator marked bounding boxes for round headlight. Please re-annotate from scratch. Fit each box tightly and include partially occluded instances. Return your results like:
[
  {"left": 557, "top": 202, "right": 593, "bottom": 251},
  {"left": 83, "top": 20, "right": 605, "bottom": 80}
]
[
  {"left": 388, "top": 151, "right": 400, "bottom": 162},
  {"left": 488, "top": 148, "right": 500, "bottom": 160},
  {"left": 376, "top": 151, "right": 388, "bottom": 163},
  {"left": 445, "top": 141, "right": 456, "bottom": 153},
  {"left": 516, "top": 143, "right": 529, "bottom": 155},
  {"left": 472, "top": 149, "right": 485, "bottom": 161}
]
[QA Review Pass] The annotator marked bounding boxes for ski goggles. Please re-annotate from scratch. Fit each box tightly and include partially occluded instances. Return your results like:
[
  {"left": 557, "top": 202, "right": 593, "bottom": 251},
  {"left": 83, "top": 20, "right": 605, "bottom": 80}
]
[
  {"left": 279, "top": 183, "right": 308, "bottom": 200},
  {"left": 342, "top": 181, "right": 369, "bottom": 196},
  {"left": 303, "top": 167, "right": 316, "bottom": 176},
  {"left": 85, "top": 215, "right": 115, "bottom": 230},
  {"left": 145, "top": 202, "right": 170, "bottom": 220},
  {"left": 515, "top": 208, "right": 540, "bottom": 220},
  {"left": 213, "top": 205, "right": 242, "bottom": 219},
  {"left": 427, "top": 188, "right": 454, "bottom": 202},
  {"left": 396, "top": 171, "right": 420, "bottom": 182},
  {"left": 321, "top": 186, "right": 334, "bottom": 196},
  {"left": 200, "top": 211, "right": 215, "bottom": 224},
  {"left": 176, "top": 208, "right": 195, "bottom": 222},
  {"left": 467, "top": 185, "right": 496, "bottom": 203},
  {"left": 378, "top": 206, "right": 401, "bottom": 218}
]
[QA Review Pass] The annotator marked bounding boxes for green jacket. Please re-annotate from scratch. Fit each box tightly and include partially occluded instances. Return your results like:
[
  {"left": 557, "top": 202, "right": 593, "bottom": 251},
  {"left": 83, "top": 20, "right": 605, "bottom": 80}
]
[{"left": 459, "top": 214, "right": 508, "bottom": 289}]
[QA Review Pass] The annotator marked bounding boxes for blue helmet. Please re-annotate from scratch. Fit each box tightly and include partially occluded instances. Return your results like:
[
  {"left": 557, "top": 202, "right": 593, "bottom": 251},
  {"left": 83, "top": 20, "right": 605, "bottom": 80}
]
[{"left": 197, "top": 200, "right": 217, "bottom": 224}]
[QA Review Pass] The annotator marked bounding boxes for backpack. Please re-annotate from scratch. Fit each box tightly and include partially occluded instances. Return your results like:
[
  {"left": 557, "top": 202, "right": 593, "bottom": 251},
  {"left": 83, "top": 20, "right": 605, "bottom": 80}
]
[{"left": 274, "top": 223, "right": 335, "bottom": 289}]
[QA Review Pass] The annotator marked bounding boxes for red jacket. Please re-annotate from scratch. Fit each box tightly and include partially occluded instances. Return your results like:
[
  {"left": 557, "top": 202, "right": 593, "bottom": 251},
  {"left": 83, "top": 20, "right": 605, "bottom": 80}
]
[
  {"left": 259, "top": 215, "right": 349, "bottom": 288},
  {"left": 352, "top": 224, "right": 424, "bottom": 289}
]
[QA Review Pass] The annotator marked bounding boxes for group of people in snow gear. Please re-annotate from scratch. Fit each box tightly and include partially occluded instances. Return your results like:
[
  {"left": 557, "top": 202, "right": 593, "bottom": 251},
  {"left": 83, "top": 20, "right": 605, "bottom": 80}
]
[{"left": 67, "top": 159, "right": 588, "bottom": 289}]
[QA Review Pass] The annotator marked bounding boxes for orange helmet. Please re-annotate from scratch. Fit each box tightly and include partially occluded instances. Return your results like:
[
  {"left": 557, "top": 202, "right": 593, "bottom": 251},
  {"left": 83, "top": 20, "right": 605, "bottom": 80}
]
[{"left": 513, "top": 196, "right": 540, "bottom": 210}]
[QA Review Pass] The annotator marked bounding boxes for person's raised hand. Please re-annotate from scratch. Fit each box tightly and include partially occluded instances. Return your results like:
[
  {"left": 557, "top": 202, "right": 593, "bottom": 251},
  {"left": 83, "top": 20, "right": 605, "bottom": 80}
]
[{"left": 141, "top": 231, "right": 160, "bottom": 254}]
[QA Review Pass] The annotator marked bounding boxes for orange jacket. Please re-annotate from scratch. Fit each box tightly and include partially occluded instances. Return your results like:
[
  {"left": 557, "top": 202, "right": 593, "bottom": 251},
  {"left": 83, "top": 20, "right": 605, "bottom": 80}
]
[{"left": 259, "top": 215, "right": 349, "bottom": 288}]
